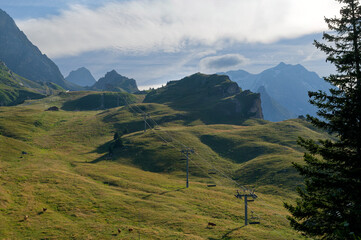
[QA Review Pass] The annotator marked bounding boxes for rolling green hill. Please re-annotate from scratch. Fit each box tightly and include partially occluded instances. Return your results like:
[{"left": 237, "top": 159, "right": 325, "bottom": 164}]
[
  {"left": 144, "top": 73, "right": 263, "bottom": 125},
  {"left": 0, "top": 92, "right": 329, "bottom": 239},
  {"left": 61, "top": 91, "right": 140, "bottom": 111}
]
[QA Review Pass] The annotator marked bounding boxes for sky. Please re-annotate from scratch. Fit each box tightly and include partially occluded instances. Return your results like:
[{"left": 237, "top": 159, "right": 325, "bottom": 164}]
[{"left": 0, "top": 0, "right": 340, "bottom": 88}]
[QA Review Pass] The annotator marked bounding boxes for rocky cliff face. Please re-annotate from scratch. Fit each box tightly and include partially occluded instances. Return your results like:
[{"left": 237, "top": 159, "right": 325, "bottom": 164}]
[
  {"left": 92, "top": 70, "right": 139, "bottom": 93},
  {"left": 256, "top": 86, "right": 295, "bottom": 121},
  {"left": 244, "top": 91, "right": 263, "bottom": 119},
  {"left": 0, "top": 9, "right": 76, "bottom": 90},
  {"left": 144, "top": 73, "right": 263, "bottom": 124}
]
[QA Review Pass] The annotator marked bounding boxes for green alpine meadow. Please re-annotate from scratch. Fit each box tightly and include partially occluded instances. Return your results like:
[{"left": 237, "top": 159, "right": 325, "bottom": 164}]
[
  {"left": 0, "top": 91, "right": 328, "bottom": 239},
  {"left": 1, "top": 0, "right": 361, "bottom": 239}
]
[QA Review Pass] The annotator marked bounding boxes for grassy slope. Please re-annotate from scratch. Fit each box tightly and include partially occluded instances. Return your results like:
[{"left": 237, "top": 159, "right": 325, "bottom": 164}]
[
  {"left": 0, "top": 63, "right": 64, "bottom": 106},
  {"left": 61, "top": 91, "right": 141, "bottom": 111},
  {"left": 0, "top": 94, "right": 327, "bottom": 239}
]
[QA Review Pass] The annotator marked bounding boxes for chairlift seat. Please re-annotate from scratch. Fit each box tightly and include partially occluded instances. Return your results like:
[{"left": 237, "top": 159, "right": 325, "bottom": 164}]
[
  {"left": 207, "top": 184, "right": 216, "bottom": 187},
  {"left": 249, "top": 214, "right": 260, "bottom": 225}
]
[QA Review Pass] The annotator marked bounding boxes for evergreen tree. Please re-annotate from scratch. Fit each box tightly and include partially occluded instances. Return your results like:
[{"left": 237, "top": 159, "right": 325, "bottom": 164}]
[
  {"left": 113, "top": 131, "right": 123, "bottom": 148},
  {"left": 114, "top": 132, "right": 121, "bottom": 141},
  {"left": 108, "top": 131, "right": 124, "bottom": 155},
  {"left": 284, "top": 0, "right": 361, "bottom": 239}
]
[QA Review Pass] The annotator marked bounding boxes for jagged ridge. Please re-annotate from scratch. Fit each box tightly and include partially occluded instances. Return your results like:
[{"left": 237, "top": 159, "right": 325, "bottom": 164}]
[{"left": 92, "top": 70, "right": 139, "bottom": 93}]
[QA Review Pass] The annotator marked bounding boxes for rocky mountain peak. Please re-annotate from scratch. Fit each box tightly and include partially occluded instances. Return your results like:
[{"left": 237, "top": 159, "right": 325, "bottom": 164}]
[
  {"left": 106, "top": 70, "right": 118, "bottom": 76},
  {"left": 65, "top": 67, "right": 96, "bottom": 87},
  {"left": 0, "top": 8, "right": 77, "bottom": 90},
  {"left": 92, "top": 70, "right": 139, "bottom": 93},
  {"left": 276, "top": 62, "right": 287, "bottom": 68}
]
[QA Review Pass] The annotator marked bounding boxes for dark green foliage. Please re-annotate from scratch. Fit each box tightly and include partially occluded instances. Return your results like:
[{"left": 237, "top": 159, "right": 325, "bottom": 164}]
[
  {"left": 108, "top": 131, "right": 124, "bottom": 155},
  {"left": 113, "top": 131, "right": 123, "bottom": 148},
  {"left": 297, "top": 115, "right": 306, "bottom": 120},
  {"left": 113, "top": 131, "right": 121, "bottom": 141},
  {"left": 285, "top": 1, "right": 361, "bottom": 239}
]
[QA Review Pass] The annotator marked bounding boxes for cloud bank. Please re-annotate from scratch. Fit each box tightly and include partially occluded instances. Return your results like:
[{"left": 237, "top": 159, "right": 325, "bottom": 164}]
[
  {"left": 200, "top": 54, "right": 250, "bottom": 72},
  {"left": 17, "top": 0, "right": 340, "bottom": 58}
]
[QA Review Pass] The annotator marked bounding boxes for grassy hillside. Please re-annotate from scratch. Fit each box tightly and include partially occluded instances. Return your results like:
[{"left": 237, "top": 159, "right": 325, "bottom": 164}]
[
  {"left": 0, "top": 61, "right": 63, "bottom": 106},
  {"left": 61, "top": 91, "right": 140, "bottom": 111},
  {"left": 0, "top": 94, "right": 328, "bottom": 239},
  {"left": 144, "top": 73, "right": 263, "bottom": 124}
]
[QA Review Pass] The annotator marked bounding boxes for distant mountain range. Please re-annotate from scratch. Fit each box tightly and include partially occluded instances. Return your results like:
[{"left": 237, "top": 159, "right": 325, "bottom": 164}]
[
  {"left": 224, "top": 62, "right": 332, "bottom": 121},
  {"left": 0, "top": 8, "right": 332, "bottom": 122},
  {"left": 0, "top": 9, "right": 80, "bottom": 90},
  {"left": 92, "top": 70, "right": 139, "bottom": 93},
  {"left": 144, "top": 73, "right": 263, "bottom": 124},
  {"left": 65, "top": 67, "right": 96, "bottom": 87},
  {"left": 0, "top": 8, "right": 138, "bottom": 94}
]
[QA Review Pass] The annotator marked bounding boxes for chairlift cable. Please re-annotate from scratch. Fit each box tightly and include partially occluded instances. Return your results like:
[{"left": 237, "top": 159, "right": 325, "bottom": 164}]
[
  {"left": 121, "top": 96, "right": 225, "bottom": 188},
  {"left": 120, "top": 95, "right": 251, "bottom": 191},
  {"left": 121, "top": 97, "right": 272, "bottom": 223},
  {"left": 127, "top": 101, "right": 188, "bottom": 148},
  {"left": 120, "top": 95, "right": 283, "bottom": 218}
]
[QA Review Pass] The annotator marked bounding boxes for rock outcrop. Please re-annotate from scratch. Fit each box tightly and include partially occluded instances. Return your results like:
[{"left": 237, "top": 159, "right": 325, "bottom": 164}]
[
  {"left": 144, "top": 73, "right": 263, "bottom": 124},
  {"left": 92, "top": 70, "right": 139, "bottom": 93}
]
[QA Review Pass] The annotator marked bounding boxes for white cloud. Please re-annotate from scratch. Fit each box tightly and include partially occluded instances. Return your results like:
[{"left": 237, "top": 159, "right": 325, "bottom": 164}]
[
  {"left": 303, "top": 49, "right": 328, "bottom": 62},
  {"left": 16, "top": 0, "right": 340, "bottom": 58},
  {"left": 138, "top": 83, "right": 163, "bottom": 90},
  {"left": 199, "top": 54, "right": 250, "bottom": 73}
]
